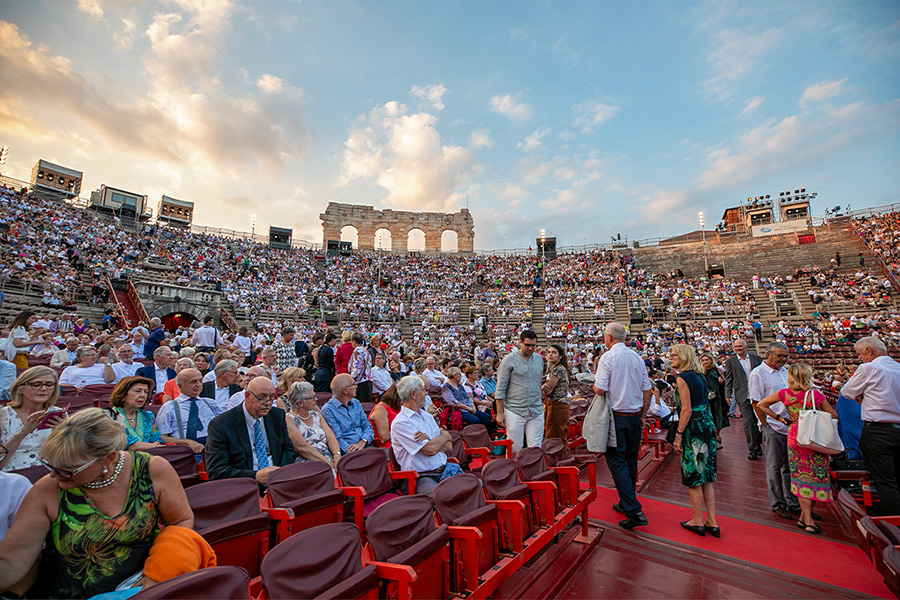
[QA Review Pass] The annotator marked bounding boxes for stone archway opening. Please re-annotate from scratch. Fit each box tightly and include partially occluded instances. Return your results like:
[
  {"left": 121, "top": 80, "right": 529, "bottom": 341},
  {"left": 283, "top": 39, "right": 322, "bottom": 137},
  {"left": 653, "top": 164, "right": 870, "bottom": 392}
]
[
  {"left": 374, "top": 228, "right": 392, "bottom": 250},
  {"left": 161, "top": 311, "right": 197, "bottom": 332},
  {"left": 407, "top": 228, "right": 426, "bottom": 252},
  {"left": 441, "top": 230, "right": 458, "bottom": 252},
  {"left": 340, "top": 225, "right": 359, "bottom": 248}
]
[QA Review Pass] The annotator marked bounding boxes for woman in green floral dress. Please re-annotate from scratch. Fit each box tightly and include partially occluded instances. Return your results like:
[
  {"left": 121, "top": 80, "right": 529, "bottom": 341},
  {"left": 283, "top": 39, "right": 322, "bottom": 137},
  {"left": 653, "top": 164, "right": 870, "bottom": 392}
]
[{"left": 669, "top": 344, "right": 720, "bottom": 537}]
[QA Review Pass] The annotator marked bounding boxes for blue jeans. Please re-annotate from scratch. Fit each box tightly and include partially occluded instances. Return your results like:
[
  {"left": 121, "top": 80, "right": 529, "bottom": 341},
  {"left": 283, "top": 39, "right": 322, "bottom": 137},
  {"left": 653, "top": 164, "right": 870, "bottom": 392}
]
[{"left": 605, "top": 413, "right": 643, "bottom": 517}]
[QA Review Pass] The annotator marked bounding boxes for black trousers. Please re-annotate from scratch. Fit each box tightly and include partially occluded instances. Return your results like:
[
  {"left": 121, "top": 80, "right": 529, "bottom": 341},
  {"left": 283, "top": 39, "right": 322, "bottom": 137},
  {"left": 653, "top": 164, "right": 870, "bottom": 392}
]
[
  {"left": 739, "top": 398, "right": 762, "bottom": 453},
  {"left": 860, "top": 422, "right": 900, "bottom": 515}
]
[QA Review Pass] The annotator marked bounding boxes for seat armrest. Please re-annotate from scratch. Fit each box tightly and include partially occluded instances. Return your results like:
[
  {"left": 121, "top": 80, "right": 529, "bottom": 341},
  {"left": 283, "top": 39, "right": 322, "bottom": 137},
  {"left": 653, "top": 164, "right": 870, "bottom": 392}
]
[
  {"left": 366, "top": 560, "right": 418, "bottom": 599},
  {"left": 487, "top": 499, "right": 526, "bottom": 553},
  {"left": 550, "top": 466, "right": 580, "bottom": 506},
  {"left": 524, "top": 480, "right": 558, "bottom": 525},
  {"left": 261, "top": 506, "right": 294, "bottom": 544},
  {"left": 389, "top": 470, "right": 418, "bottom": 495},
  {"left": 448, "top": 525, "right": 484, "bottom": 592},
  {"left": 339, "top": 485, "right": 366, "bottom": 533},
  {"left": 492, "top": 439, "right": 513, "bottom": 458}
]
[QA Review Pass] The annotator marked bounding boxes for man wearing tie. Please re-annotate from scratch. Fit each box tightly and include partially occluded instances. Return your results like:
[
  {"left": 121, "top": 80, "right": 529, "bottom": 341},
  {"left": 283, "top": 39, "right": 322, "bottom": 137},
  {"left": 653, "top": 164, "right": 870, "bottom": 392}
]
[
  {"left": 136, "top": 346, "right": 176, "bottom": 395},
  {"left": 156, "top": 368, "right": 217, "bottom": 454},
  {"left": 205, "top": 376, "right": 296, "bottom": 484}
]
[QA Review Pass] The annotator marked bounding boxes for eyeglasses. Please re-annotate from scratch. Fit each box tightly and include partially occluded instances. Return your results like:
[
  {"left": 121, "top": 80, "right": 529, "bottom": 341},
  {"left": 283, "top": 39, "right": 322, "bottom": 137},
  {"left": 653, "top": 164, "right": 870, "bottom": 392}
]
[
  {"left": 771, "top": 353, "right": 790, "bottom": 359},
  {"left": 27, "top": 381, "right": 56, "bottom": 390},
  {"left": 247, "top": 390, "right": 276, "bottom": 404},
  {"left": 522, "top": 343, "right": 537, "bottom": 348},
  {"left": 41, "top": 457, "right": 98, "bottom": 479}
]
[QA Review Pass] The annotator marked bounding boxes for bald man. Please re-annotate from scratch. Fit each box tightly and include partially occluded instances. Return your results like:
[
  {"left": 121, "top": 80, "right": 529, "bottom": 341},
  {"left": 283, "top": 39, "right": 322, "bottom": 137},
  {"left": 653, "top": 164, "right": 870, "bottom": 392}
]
[
  {"left": 205, "top": 376, "right": 296, "bottom": 484},
  {"left": 321, "top": 373, "right": 374, "bottom": 454}
]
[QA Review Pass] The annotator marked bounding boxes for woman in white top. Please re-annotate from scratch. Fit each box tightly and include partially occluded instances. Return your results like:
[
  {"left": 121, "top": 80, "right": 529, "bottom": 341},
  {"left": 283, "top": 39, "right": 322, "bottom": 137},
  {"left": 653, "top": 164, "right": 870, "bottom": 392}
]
[
  {"left": 0, "top": 366, "right": 65, "bottom": 471},
  {"left": 58, "top": 346, "right": 115, "bottom": 389},
  {"left": 4, "top": 311, "right": 41, "bottom": 369}
]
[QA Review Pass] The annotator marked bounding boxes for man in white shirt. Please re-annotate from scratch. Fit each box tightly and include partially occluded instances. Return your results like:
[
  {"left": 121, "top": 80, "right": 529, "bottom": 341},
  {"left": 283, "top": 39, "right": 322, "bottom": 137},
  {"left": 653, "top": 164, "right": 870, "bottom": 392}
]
[
  {"left": 748, "top": 341, "right": 799, "bottom": 519},
  {"left": 192, "top": 315, "right": 224, "bottom": 352},
  {"left": 422, "top": 355, "right": 447, "bottom": 390},
  {"left": 593, "top": 322, "right": 652, "bottom": 529},
  {"left": 370, "top": 353, "right": 394, "bottom": 395},
  {"left": 111, "top": 344, "right": 141, "bottom": 382},
  {"left": 156, "top": 369, "right": 216, "bottom": 454},
  {"left": 130, "top": 331, "right": 147, "bottom": 360},
  {"left": 841, "top": 336, "right": 900, "bottom": 515},
  {"left": 136, "top": 346, "right": 176, "bottom": 395},
  {"left": 391, "top": 375, "right": 452, "bottom": 496},
  {"left": 200, "top": 359, "right": 242, "bottom": 412}
]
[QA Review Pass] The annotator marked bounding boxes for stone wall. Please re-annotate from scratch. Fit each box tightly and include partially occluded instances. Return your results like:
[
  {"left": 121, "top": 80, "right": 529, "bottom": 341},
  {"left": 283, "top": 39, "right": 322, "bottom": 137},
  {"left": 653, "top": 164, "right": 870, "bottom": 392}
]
[{"left": 320, "top": 202, "right": 475, "bottom": 252}]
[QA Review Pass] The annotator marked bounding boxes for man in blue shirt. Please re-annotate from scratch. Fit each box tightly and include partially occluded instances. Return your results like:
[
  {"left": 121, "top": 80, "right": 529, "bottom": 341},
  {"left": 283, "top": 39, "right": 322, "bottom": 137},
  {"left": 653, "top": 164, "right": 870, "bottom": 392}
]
[{"left": 322, "top": 373, "right": 374, "bottom": 454}]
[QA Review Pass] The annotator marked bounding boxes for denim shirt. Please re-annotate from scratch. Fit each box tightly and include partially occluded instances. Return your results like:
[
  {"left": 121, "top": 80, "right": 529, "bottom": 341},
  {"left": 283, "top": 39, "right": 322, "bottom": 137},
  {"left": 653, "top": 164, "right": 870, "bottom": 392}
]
[{"left": 321, "top": 397, "right": 374, "bottom": 453}]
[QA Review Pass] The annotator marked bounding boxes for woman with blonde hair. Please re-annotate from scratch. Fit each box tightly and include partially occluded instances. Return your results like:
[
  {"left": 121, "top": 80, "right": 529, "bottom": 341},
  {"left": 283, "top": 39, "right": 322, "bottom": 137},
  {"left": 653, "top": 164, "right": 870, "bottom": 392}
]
[
  {"left": 757, "top": 363, "right": 837, "bottom": 534},
  {"left": 276, "top": 366, "right": 307, "bottom": 412},
  {"left": 668, "top": 344, "right": 719, "bottom": 537},
  {"left": 1, "top": 367, "right": 63, "bottom": 471},
  {"left": 0, "top": 408, "right": 193, "bottom": 598}
]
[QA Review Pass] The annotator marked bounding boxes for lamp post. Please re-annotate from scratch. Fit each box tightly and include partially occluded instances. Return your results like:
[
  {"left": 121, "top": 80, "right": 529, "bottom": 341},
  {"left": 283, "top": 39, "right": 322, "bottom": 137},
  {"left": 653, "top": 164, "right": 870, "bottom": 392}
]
[
  {"left": 699, "top": 212, "right": 708, "bottom": 273},
  {"left": 251, "top": 214, "right": 257, "bottom": 240},
  {"left": 540, "top": 229, "right": 546, "bottom": 265}
]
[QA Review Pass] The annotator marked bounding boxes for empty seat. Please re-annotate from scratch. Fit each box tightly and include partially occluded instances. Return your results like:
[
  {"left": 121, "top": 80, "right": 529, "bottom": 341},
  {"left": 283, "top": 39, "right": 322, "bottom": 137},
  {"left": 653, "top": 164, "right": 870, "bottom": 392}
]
[
  {"left": 365, "top": 495, "right": 451, "bottom": 600},
  {"left": 264, "top": 461, "right": 345, "bottom": 537},
  {"left": 447, "top": 430, "right": 472, "bottom": 471},
  {"left": 129, "top": 566, "right": 250, "bottom": 600},
  {"left": 260, "top": 523, "right": 379, "bottom": 600},
  {"left": 146, "top": 444, "right": 201, "bottom": 487},
  {"left": 462, "top": 424, "right": 513, "bottom": 470},
  {"left": 336, "top": 447, "right": 415, "bottom": 524},
  {"left": 837, "top": 487, "right": 869, "bottom": 553}
]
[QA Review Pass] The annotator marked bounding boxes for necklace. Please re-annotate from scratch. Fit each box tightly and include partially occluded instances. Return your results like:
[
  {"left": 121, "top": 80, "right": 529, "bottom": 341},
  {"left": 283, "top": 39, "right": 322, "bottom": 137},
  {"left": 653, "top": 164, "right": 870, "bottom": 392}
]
[
  {"left": 83, "top": 452, "right": 125, "bottom": 489},
  {"left": 294, "top": 410, "right": 312, "bottom": 420}
]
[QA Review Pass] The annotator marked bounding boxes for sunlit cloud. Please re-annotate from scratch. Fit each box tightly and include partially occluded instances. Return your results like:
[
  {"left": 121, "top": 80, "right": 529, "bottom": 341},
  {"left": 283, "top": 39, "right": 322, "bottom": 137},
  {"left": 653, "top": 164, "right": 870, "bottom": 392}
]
[{"left": 489, "top": 94, "right": 533, "bottom": 121}]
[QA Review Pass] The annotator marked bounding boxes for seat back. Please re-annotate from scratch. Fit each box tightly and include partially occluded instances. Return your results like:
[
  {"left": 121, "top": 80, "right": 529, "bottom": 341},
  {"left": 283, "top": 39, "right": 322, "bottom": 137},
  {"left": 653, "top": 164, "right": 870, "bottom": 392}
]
[
  {"left": 879, "top": 520, "right": 900, "bottom": 545},
  {"left": 447, "top": 430, "right": 469, "bottom": 468},
  {"left": 129, "top": 566, "right": 250, "bottom": 600},
  {"left": 837, "top": 488, "right": 869, "bottom": 552},
  {"left": 185, "top": 478, "right": 261, "bottom": 530},
  {"left": 365, "top": 495, "right": 436, "bottom": 562},
  {"left": 146, "top": 445, "right": 200, "bottom": 480},
  {"left": 883, "top": 545, "right": 900, "bottom": 598},
  {"left": 541, "top": 438, "right": 570, "bottom": 466},
  {"left": 261, "top": 523, "right": 376, "bottom": 600},
  {"left": 462, "top": 424, "right": 493, "bottom": 451},
  {"left": 481, "top": 459, "right": 523, "bottom": 499},
  {"left": 516, "top": 447, "right": 551, "bottom": 481},
  {"left": 860, "top": 516, "right": 894, "bottom": 568},
  {"left": 432, "top": 474, "right": 487, "bottom": 525},
  {"left": 337, "top": 447, "right": 394, "bottom": 500},
  {"left": 266, "top": 461, "right": 335, "bottom": 508}
]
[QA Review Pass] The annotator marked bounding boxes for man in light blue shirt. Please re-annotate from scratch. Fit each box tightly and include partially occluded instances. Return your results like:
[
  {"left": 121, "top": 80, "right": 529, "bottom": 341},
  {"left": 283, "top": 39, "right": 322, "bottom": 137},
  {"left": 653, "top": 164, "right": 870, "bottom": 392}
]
[{"left": 322, "top": 373, "right": 374, "bottom": 454}]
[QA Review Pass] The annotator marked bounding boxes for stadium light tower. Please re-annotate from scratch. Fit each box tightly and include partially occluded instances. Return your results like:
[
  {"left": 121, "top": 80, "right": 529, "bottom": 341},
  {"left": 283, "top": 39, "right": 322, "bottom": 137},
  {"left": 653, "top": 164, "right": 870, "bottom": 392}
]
[
  {"left": 0, "top": 146, "right": 8, "bottom": 165},
  {"left": 251, "top": 214, "right": 257, "bottom": 239},
  {"left": 699, "top": 212, "right": 709, "bottom": 272},
  {"left": 540, "top": 228, "right": 546, "bottom": 265}
]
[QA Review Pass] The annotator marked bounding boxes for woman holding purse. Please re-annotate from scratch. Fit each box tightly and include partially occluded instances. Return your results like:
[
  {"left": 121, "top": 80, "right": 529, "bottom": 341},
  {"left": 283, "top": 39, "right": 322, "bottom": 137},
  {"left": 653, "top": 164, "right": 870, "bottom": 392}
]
[{"left": 757, "top": 363, "right": 838, "bottom": 534}]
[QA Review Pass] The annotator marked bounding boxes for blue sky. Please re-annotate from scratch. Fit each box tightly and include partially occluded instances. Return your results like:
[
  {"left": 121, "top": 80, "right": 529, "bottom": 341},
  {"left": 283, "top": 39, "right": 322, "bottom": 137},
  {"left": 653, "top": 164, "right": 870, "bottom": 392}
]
[{"left": 1, "top": 1, "right": 898, "bottom": 251}]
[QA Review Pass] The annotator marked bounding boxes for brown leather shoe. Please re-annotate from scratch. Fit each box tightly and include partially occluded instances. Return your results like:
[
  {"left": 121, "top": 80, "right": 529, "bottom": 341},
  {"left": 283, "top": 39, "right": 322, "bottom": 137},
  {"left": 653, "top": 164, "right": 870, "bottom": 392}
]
[{"left": 773, "top": 506, "right": 792, "bottom": 520}]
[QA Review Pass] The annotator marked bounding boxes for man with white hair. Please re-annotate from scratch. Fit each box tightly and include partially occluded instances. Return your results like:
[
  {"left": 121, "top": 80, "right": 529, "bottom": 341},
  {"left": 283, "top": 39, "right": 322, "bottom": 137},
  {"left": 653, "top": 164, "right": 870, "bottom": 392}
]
[
  {"left": 111, "top": 344, "right": 141, "bottom": 382},
  {"left": 391, "top": 375, "right": 453, "bottom": 496},
  {"left": 842, "top": 335, "right": 900, "bottom": 515},
  {"left": 593, "top": 322, "right": 652, "bottom": 529}
]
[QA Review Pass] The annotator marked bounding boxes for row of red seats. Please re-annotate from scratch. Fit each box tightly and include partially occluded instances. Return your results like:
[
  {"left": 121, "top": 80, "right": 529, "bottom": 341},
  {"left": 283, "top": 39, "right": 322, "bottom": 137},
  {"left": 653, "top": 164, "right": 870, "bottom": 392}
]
[{"left": 836, "top": 489, "right": 900, "bottom": 597}]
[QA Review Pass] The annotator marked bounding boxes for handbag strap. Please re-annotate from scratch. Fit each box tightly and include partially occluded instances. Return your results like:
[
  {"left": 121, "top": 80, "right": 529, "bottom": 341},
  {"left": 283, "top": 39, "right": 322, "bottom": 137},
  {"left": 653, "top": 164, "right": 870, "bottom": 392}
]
[{"left": 801, "top": 389, "right": 815, "bottom": 413}]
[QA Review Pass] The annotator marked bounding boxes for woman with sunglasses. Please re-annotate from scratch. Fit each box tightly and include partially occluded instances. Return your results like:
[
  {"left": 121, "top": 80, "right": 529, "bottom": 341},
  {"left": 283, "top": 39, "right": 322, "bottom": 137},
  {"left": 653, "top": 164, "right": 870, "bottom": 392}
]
[
  {"left": 0, "top": 408, "right": 193, "bottom": 598},
  {"left": 0, "top": 366, "right": 64, "bottom": 471}
]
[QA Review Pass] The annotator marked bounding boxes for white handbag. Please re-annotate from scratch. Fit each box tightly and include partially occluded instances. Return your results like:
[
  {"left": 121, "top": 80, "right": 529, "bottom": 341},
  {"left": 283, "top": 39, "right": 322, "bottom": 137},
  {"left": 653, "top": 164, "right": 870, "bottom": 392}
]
[{"left": 796, "top": 390, "right": 844, "bottom": 455}]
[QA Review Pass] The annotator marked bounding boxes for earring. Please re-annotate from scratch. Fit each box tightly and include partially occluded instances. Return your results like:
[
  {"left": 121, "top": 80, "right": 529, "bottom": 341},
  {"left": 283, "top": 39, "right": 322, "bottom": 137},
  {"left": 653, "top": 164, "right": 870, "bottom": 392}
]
[{"left": 103, "top": 468, "right": 108, "bottom": 474}]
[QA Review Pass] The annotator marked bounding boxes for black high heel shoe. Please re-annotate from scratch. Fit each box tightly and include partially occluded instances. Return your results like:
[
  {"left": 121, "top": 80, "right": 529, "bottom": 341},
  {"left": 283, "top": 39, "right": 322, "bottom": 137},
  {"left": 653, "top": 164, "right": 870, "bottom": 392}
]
[
  {"left": 680, "top": 521, "right": 706, "bottom": 536},
  {"left": 704, "top": 525, "right": 721, "bottom": 538}
]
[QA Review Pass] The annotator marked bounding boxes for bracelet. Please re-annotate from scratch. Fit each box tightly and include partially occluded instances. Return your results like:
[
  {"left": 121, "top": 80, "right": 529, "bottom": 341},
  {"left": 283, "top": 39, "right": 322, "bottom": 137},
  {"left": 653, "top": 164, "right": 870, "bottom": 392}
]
[
  {"left": 0, "top": 442, "right": 8, "bottom": 453},
  {"left": 676, "top": 431, "right": 685, "bottom": 435}
]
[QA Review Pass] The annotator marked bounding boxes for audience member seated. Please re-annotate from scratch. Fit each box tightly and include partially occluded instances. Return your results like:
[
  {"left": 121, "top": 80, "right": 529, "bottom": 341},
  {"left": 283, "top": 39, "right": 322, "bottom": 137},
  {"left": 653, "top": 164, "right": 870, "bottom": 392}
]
[
  {"left": 200, "top": 359, "right": 241, "bottom": 412},
  {"left": 58, "top": 346, "right": 115, "bottom": 389},
  {"left": 1, "top": 367, "right": 64, "bottom": 471},
  {"left": 111, "top": 343, "right": 142, "bottom": 382},
  {"left": 136, "top": 347, "right": 177, "bottom": 395},
  {"left": 284, "top": 381, "right": 341, "bottom": 471},
  {"left": 155, "top": 369, "right": 215, "bottom": 454},
  {"left": 205, "top": 376, "right": 296, "bottom": 484},
  {"left": 390, "top": 375, "right": 455, "bottom": 496},
  {"left": 369, "top": 383, "right": 401, "bottom": 445},
  {"left": 105, "top": 376, "right": 163, "bottom": 451},
  {"left": 0, "top": 408, "right": 193, "bottom": 598},
  {"left": 321, "top": 374, "right": 375, "bottom": 455},
  {"left": 442, "top": 366, "right": 494, "bottom": 430}
]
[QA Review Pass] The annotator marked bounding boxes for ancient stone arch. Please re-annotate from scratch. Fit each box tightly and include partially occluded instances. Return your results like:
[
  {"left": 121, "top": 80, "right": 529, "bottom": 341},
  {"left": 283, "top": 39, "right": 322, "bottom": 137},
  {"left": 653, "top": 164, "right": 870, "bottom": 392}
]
[
  {"left": 320, "top": 202, "right": 474, "bottom": 253},
  {"left": 148, "top": 302, "right": 200, "bottom": 322}
]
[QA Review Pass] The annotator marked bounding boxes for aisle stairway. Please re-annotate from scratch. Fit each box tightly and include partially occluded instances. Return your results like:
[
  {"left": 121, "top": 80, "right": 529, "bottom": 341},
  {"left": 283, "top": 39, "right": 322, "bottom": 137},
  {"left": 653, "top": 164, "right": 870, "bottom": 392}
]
[
  {"left": 531, "top": 295, "right": 546, "bottom": 346},
  {"left": 114, "top": 291, "right": 141, "bottom": 328}
]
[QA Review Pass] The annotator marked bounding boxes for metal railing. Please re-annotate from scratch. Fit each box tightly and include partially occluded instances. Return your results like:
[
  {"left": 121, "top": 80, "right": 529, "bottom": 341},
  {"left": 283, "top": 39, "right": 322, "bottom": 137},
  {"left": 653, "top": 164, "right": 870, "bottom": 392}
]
[
  {"left": 101, "top": 275, "right": 132, "bottom": 329},
  {"left": 126, "top": 279, "right": 150, "bottom": 324},
  {"left": 219, "top": 306, "right": 238, "bottom": 332}
]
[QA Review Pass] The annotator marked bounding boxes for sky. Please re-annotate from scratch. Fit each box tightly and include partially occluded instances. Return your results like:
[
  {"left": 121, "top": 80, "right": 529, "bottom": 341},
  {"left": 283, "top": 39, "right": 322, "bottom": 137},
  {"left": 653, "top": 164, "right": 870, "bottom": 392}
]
[{"left": 1, "top": 0, "right": 899, "bottom": 252}]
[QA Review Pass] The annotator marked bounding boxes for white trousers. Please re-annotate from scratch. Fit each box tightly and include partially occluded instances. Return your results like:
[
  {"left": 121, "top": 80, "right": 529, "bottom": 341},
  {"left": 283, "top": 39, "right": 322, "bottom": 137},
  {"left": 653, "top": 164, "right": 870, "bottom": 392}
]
[{"left": 505, "top": 410, "right": 544, "bottom": 454}]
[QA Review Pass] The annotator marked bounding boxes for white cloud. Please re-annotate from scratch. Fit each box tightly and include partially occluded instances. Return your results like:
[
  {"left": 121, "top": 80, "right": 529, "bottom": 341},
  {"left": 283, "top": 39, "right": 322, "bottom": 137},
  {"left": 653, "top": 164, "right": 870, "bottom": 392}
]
[
  {"left": 741, "top": 96, "right": 763, "bottom": 115},
  {"left": 489, "top": 94, "right": 533, "bottom": 121},
  {"left": 572, "top": 100, "right": 619, "bottom": 134},
  {"left": 469, "top": 129, "right": 492, "bottom": 148},
  {"left": 537, "top": 188, "right": 578, "bottom": 211},
  {"left": 257, "top": 74, "right": 285, "bottom": 94},
  {"left": 410, "top": 84, "right": 447, "bottom": 111},
  {"left": 76, "top": 0, "right": 104, "bottom": 19},
  {"left": 519, "top": 127, "right": 551, "bottom": 150},
  {"left": 799, "top": 78, "right": 848, "bottom": 108},
  {"left": 337, "top": 100, "right": 479, "bottom": 212},
  {"left": 703, "top": 28, "right": 781, "bottom": 101}
]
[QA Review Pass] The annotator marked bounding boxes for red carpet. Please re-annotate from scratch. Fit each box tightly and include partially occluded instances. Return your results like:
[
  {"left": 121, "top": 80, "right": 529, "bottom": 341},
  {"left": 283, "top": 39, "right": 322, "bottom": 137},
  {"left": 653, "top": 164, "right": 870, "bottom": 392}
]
[{"left": 589, "top": 486, "right": 891, "bottom": 598}]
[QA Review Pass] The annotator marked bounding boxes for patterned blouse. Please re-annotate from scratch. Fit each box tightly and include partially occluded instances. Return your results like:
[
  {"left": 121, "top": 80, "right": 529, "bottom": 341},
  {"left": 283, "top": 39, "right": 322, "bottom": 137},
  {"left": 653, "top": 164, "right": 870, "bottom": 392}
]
[
  {"left": 350, "top": 346, "right": 373, "bottom": 383},
  {"left": 108, "top": 407, "right": 163, "bottom": 447},
  {"left": 546, "top": 364, "right": 569, "bottom": 403},
  {"left": 0, "top": 404, "right": 54, "bottom": 471},
  {"left": 289, "top": 411, "right": 333, "bottom": 462}
]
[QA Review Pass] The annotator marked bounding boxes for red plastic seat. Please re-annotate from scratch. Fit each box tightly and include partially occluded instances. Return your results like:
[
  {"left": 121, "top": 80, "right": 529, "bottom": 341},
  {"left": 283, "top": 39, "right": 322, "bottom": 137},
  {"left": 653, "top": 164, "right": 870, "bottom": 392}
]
[
  {"left": 335, "top": 447, "right": 416, "bottom": 529},
  {"left": 260, "top": 523, "right": 380, "bottom": 600},
  {"left": 184, "top": 478, "right": 291, "bottom": 591},
  {"left": 145, "top": 444, "right": 201, "bottom": 488},
  {"left": 365, "top": 495, "right": 451, "bottom": 600},
  {"left": 432, "top": 474, "right": 504, "bottom": 593},
  {"left": 516, "top": 447, "right": 563, "bottom": 512},
  {"left": 883, "top": 545, "right": 900, "bottom": 598},
  {"left": 264, "top": 461, "right": 346, "bottom": 538},
  {"left": 481, "top": 459, "right": 554, "bottom": 544},
  {"left": 462, "top": 424, "right": 512, "bottom": 471},
  {"left": 837, "top": 487, "right": 870, "bottom": 553},
  {"left": 129, "top": 566, "right": 250, "bottom": 600},
  {"left": 542, "top": 437, "right": 598, "bottom": 490}
]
